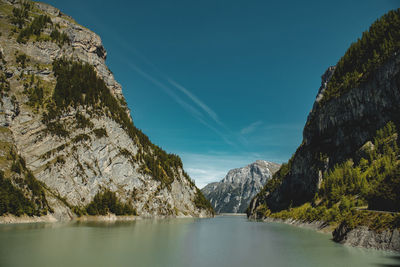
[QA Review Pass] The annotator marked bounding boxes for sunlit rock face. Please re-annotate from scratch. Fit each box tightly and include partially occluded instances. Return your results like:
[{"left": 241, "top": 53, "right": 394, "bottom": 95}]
[
  {"left": 0, "top": 0, "right": 213, "bottom": 220},
  {"left": 202, "top": 160, "right": 280, "bottom": 213}
]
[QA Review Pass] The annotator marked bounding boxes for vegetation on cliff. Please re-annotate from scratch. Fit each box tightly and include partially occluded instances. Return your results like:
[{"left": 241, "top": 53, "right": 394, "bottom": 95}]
[
  {"left": 85, "top": 189, "right": 137, "bottom": 216},
  {"left": 43, "top": 58, "right": 213, "bottom": 213},
  {"left": 0, "top": 147, "right": 50, "bottom": 217},
  {"left": 321, "top": 8, "right": 400, "bottom": 103},
  {"left": 249, "top": 9, "right": 400, "bottom": 235},
  {"left": 0, "top": 170, "right": 37, "bottom": 216},
  {"left": 193, "top": 188, "right": 214, "bottom": 215},
  {"left": 11, "top": 2, "right": 70, "bottom": 46},
  {"left": 0, "top": 0, "right": 214, "bottom": 218},
  {"left": 252, "top": 122, "right": 400, "bottom": 231},
  {"left": 253, "top": 159, "right": 292, "bottom": 202},
  {"left": 45, "top": 58, "right": 194, "bottom": 189}
]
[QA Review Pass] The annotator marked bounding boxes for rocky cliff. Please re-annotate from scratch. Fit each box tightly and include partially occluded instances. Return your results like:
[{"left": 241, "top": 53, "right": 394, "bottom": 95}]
[
  {"left": 333, "top": 222, "right": 400, "bottom": 252},
  {"left": 0, "top": 0, "right": 213, "bottom": 221},
  {"left": 201, "top": 160, "right": 280, "bottom": 213},
  {"left": 249, "top": 16, "right": 400, "bottom": 214},
  {"left": 247, "top": 8, "right": 400, "bottom": 251}
]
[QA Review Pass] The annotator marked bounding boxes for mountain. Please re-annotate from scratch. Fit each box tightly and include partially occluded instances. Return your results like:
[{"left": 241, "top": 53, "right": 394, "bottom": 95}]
[
  {"left": 248, "top": 9, "right": 400, "bottom": 251},
  {"left": 0, "top": 0, "right": 213, "bottom": 221},
  {"left": 201, "top": 160, "right": 280, "bottom": 213}
]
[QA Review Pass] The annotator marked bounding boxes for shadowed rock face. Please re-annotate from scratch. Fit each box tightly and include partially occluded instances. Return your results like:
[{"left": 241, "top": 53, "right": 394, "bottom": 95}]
[
  {"left": 248, "top": 51, "right": 400, "bottom": 215},
  {"left": 201, "top": 160, "right": 280, "bottom": 213},
  {"left": 333, "top": 222, "right": 400, "bottom": 252},
  {"left": 0, "top": 0, "right": 212, "bottom": 220}
]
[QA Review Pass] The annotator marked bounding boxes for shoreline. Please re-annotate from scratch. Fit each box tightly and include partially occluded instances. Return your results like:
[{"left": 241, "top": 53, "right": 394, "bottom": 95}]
[
  {"left": 0, "top": 214, "right": 59, "bottom": 224},
  {"left": 74, "top": 214, "right": 139, "bottom": 222},
  {"left": 260, "top": 217, "right": 335, "bottom": 234},
  {"left": 0, "top": 213, "right": 213, "bottom": 225},
  {"left": 218, "top": 213, "right": 247, "bottom": 216},
  {"left": 252, "top": 216, "right": 400, "bottom": 253}
]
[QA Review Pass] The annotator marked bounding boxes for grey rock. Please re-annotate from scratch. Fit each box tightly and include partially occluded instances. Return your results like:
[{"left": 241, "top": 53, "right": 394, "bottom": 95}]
[
  {"left": 0, "top": 0, "right": 212, "bottom": 219},
  {"left": 202, "top": 160, "right": 280, "bottom": 213},
  {"left": 333, "top": 223, "right": 400, "bottom": 252},
  {"left": 249, "top": 51, "right": 400, "bottom": 214},
  {"left": 315, "top": 66, "right": 336, "bottom": 103}
]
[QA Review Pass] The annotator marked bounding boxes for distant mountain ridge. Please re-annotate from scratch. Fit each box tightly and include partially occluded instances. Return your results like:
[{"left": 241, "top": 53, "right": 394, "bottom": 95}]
[{"left": 201, "top": 160, "right": 280, "bottom": 213}]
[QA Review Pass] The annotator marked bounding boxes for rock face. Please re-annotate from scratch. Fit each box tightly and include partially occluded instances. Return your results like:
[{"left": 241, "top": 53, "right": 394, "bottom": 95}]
[
  {"left": 201, "top": 160, "right": 280, "bottom": 213},
  {"left": 248, "top": 51, "right": 400, "bottom": 214},
  {"left": 333, "top": 223, "right": 400, "bottom": 252},
  {"left": 246, "top": 8, "right": 400, "bottom": 252},
  {"left": 0, "top": 0, "right": 213, "bottom": 220}
]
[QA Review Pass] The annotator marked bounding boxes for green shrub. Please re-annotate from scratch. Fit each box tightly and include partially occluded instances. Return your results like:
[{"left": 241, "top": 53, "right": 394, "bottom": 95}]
[
  {"left": 75, "top": 113, "right": 94, "bottom": 129},
  {"left": 50, "top": 29, "right": 70, "bottom": 46},
  {"left": 10, "top": 3, "right": 30, "bottom": 29},
  {"left": 26, "top": 85, "right": 44, "bottom": 107},
  {"left": 86, "top": 189, "right": 136, "bottom": 216},
  {"left": 72, "top": 133, "right": 91, "bottom": 143},
  {"left": 0, "top": 170, "right": 36, "bottom": 216},
  {"left": 16, "top": 53, "right": 29, "bottom": 68},
  {"left": 44, "top": 121, "right": 69, "bottom": 137},
  {"left": 93, "top": 128, "right": 107, "bottom": 138},
  {"left": 193, "top": 188, "right": 214, "bottom": 214},
  {"left": 17, "top": 14, "right": 52, "bottom": 43},
  {"left": 56, "top": 156, "right": 65, "bottom": 165},
  {"left": 0, "top": 157, "right": 49, "bottom": 217},
  {"left": 11, "top": 161, "right": 21, "bottom": 174}
]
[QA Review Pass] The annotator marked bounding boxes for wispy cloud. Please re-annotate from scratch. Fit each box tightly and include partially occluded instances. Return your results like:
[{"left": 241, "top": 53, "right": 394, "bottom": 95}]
[
  {"left": 111, "top": 35, "right": 228, "bottom": 129},
  {"left": 167, "top": 78, "right": 224, "bottom": 127},
  {"left": 115, "top": 42, "right": 243, "bottom": 149},
  {"left": 89, "top": 25, "right": 238, "bottom": 148},
  {"left": 125, "top": 61, "right": 241, "bottom": 148},
  {"left": 240, "top": 120, "right": 263, "bottom": 135},
  {"left": 126, "top": 62, "right": 205, "bottom": 120}
]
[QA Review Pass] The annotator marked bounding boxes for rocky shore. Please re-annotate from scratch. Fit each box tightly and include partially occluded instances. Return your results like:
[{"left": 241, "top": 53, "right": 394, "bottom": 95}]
[
  {"left": 0, "top": 212, "right": 213, "bottom": 225},
  {"left": 260, "top": 217, "right": 333, "bottom": 234},
  {"left": 255, "top": 217, "right": 400, "bottom": 252},
  {"left": 0, "top": 214, "right": 58, "bottom": 224},
  {"left": 333, "top": 223, "right": 400, "bottom": 252}
]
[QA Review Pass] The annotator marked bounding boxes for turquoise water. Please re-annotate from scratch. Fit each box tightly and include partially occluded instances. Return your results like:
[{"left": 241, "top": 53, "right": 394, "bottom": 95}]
[{"left": 0, "top": 215, "right": 398, "bottom": 267}]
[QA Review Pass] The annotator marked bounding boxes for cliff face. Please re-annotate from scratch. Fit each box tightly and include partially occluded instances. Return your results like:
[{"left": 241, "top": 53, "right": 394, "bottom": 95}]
[
  {"left": 0, "top": 0, "right": 213, "bottom": 220},
  {"left": 249, "top": 51, "right": 400, "bottom": 214},
  {"left": 246, "top": 8, "right": 400, "bottom": 251},
  {"left": 201, "top": 160, "right": 280, "bottom": 213}
]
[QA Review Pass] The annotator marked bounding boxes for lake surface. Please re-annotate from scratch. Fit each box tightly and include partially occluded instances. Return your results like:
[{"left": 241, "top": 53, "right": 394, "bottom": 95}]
[{"left": 0, "top": 215, "right": 398, "bottom": 267}]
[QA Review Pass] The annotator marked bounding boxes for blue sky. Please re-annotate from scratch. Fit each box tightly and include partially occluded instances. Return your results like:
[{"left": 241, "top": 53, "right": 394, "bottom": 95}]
[{"left": 43, "top": 0, "right": 398, "bottom": 188}]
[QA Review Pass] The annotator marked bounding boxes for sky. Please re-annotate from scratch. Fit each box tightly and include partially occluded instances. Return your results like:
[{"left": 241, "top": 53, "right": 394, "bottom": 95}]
[{"left": 43, "top": 0, "right": 399, "bottom": 188}]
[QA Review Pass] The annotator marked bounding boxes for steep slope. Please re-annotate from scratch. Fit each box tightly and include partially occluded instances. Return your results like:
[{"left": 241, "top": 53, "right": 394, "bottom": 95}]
[
  {"left": 0, "top": 0, "right": 213, "bottom": 221},
  {"left": 202, "top": 160, "right": 280, "bottom": 213},
  {"left": 248, "top": 9, "right": 400, "bottom": 250}
]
